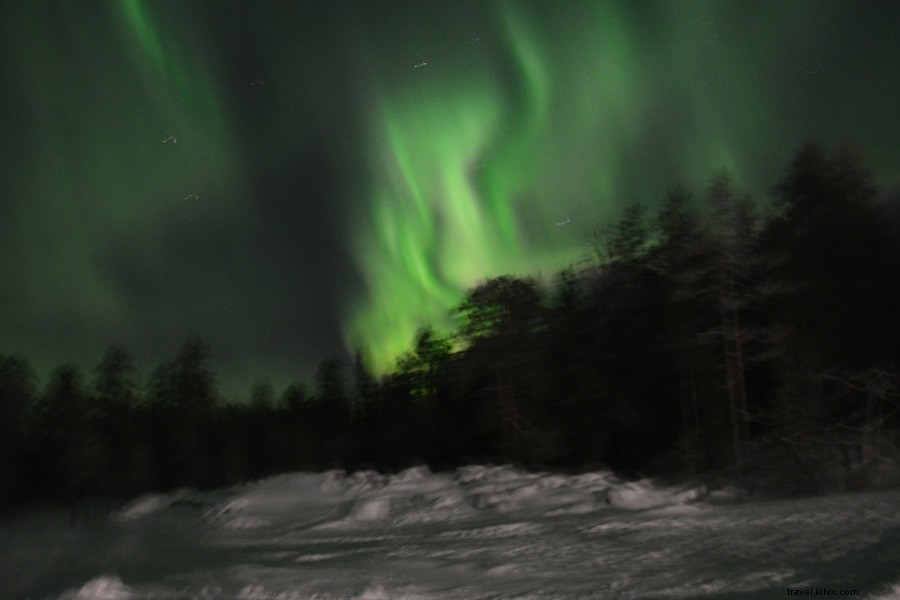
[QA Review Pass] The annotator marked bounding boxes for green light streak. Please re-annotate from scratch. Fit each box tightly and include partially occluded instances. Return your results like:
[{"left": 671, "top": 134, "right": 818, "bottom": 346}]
[
  {"left": 112, "top": 0, "right": 232, "bottom": 140},
  {"left": 346, "top": 4, "right": 604, "bottom": 372},
  {"left": 348, "top": 86, "right": 503, "bottom": 370},
  {"left": 118, "top": 0, "right": 165, "bottom": 73},
  {"left": 4, "top": 2, "right": 246, "bottom": 372},
  {"left": 344, "top": 1, "right": 785, "bottom": 373},
  {"left": 5, "top": 0, "right": 894, "bottom": 393}
]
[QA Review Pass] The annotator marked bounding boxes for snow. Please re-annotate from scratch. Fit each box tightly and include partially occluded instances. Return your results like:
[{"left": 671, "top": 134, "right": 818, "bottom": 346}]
[
  {"left": 2, "top": 465, "right": 899, "bottom": 599},
  {"left": 56, "top": 576, "right": 132, "bottom": 600},
  {"left": 200, "top": 464, "right": 638, "bottom": 531},
  {"left": 113, "top": 488, "right": 209, "bottom": 522},
  {"left": 870, "top": 583, "right": 900, "bottom": 600},
  {"left": 605, "top": 479, "right": 706, "bottom": 511}
]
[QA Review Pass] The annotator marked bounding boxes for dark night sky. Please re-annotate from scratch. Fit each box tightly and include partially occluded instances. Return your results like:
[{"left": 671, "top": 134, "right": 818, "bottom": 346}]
[{"left": 1, "top": 1, "right": 898, "bottom": 398}]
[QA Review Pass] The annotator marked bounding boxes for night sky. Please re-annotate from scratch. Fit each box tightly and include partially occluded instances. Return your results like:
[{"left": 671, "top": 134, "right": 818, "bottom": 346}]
[{"left": 2, "top": 1, "right": 898, "bottom": 399}]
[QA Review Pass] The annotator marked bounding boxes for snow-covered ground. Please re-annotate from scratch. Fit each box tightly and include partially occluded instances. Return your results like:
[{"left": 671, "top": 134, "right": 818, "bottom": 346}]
[{"left": 2, "top": 465, "right": 899, "bottom": 599}]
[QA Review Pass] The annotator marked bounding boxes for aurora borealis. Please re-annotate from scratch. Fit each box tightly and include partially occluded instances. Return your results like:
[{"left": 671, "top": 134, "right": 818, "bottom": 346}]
[{"left": 2, "top": 1, "right": 898, "bottom": 396}]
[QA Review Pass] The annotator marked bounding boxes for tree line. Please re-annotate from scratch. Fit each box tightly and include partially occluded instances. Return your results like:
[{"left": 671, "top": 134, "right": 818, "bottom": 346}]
[{"left": 2, "top": 141, "right": 899, "bottom": 512}]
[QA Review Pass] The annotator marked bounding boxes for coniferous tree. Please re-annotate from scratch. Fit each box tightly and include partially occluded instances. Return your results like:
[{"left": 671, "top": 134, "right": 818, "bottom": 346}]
[
  {"left": 91, "top": 345, "right": 145, "bottom": 495},
  {"left": 313, "top": 359, "right": 354, "bottom": 467},
  {"left": 593, "top": 202, "right": 648, "bottom": 268},
  {"left": 0, "top": 354, "right": 37, "bottom": 508},
  {"left": 281, "top": 382, "right": 313, "bottom": 468},
  {"left": 705, "top": 172, "right": 759, "bottom": 463},
  {"left": 542, "top": 268, "right": 607, "bottom": 465},
  {"left": 33, "top": 366, "right": 102, "bottom": 504},
  {"left": 456, "top": 276, "right": 557, "bottom": 463},
  {"left": 395, "top": 328, "right": 454, "bottom": 465},
  {"left": 586, "top": 201, "right": 681, "bottom": 469},
  {"left": 93, "top": 345, "right": 140, "bottom": 407},
  {"left": 651, "top": 188, "right": 717, "bottom": 472},
  {"left": 247, "top": 379, "right": 278, "bottom": 475},
  {"left": 208, "top": 401, "right": 250, "bottom": 485},
  {"left": 761, "top": 142, "right": 897, "bottom": 490},
  {"left": 145, "top": 337, "right": 217, "bottom": 488},
  {"left": 352, "top": 351, "right": 382, "bottom": 464}
]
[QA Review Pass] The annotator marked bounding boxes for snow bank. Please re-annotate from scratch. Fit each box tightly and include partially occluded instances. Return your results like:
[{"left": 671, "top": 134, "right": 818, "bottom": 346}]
[
  {"left": 461, "top": 465, "right": 616, "bottom": 514},
  {"left": 113, "top": 494, "right": 171, "bottom": 522},
  {"left": 606, "top": 479, "right": 705, "bottom": 511},
  {"left": 204, "top": 472, "right": 356, "bottom": 529},
  {"left": 56, "top": 575, "right": 132, "bottom": 600},
  {"left": 113, "top": 488, "right": 208, "bottom": 522},
  {"left": 317, "top": 467, "right": 474, "bottom": 529},
  {"left": 706, "top": 486, "right": 745, "bottom": 504},
  {"left": 868, "top": 582, "right": 900, "bottom": 600},
  {"left": 188, "top": 464, "right": 704, "bottom": 531}
]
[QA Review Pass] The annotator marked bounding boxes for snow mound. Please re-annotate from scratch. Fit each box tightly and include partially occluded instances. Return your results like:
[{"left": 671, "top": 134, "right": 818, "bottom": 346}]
[
  {"left": 606, "top": 479, "right": 705, "bottom": 511},
  {"left": 459, "top": 465, "right": 616, "bottom": 515},
  {"left": 56, "top": 575, "right": 132, "bottom": 600},
  {"left": 705, "top": 486, "right": 745, "bottom": 504},
  {"left": 316, "top": 467, "right": 474, "bottom": 529},
  {"left": 113, "top": 494, "right": 171, "bottom": 522},
  {"left": 357, "top": 582, "right": 433, "bottom": 600},
  {"left": 868, "top": 582, "right": 900, "bottom": 600},
  {"left": 204, "top": 471, "right": 359, "bottom": 529},
  {"left": 147, "top": 464, "right": 713, "bottom": 531},
  {"left": 113, "top": 488, "right": 207, "bottom": 522}
]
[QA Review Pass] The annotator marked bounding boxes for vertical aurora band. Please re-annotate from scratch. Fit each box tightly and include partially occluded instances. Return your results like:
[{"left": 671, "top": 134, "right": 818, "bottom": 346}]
[
  {"left": 112, "top": 0, "right": 235, "bottom": 154},
  {"left": 345, "top": 1, "right": 778, "bottom": 372},
  {"left": 3, "top": 0, "right": 247, "bottom": 371}
]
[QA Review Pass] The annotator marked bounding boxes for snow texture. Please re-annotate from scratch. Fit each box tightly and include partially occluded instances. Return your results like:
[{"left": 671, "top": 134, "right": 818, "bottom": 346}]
[{"left": 1, "top": 465, "right": 898, "bottom": 599}]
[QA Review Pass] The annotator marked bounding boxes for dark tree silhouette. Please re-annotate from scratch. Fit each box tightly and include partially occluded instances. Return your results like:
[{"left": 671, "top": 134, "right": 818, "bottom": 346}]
[
  {"left": 705, "top": 172, "right": 759, "bottom": 463},
  {"left": 456, "top": 276, "right": 558, "bottom": 463},
  {"left": 91, "top": 345, "right": 147, "bottom": 494},
  {"left": 651, "top": 188, "right": 718, "bottom": 472},
  {"left": 145, "top": 337, "right": 217, "bottom": 488},
  {"left": 312, "top": 359, "right": 355, "bottom": 467},
  {"left": 0, "top": 354, "right": 37, "bottom": 507},
  {"left": 32, "top": 366, "right": 102, "bottom": 506},
  {"left": 3, "top": 141, "right": 899, "bottom": 512}
]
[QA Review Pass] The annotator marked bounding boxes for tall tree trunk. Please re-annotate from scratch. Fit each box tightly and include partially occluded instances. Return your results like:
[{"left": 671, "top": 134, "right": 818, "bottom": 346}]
[
  {"left": 733, "top": 309, "right": 750, "bottom": 443},
  {"left": 678, "top": 345, "right": 704, "bottom": 473},
  {"left": 722, "top": 308, "right": 742, "bottom": 464},
  {"left": 496, "top": 362, "right": 519, "bottom": 455}
]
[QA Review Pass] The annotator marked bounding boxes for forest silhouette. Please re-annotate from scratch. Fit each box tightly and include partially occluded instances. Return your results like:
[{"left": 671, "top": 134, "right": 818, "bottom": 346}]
[{"left": 2, "top": 141, "right": 899, "bottom": 512}]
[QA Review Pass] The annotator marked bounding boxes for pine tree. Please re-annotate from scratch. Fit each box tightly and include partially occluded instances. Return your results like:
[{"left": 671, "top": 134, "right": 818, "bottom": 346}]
[
  {"left": 34, "top": 366, "right": 103, "bottom": 504},
  {"left": 651, "top": 188, "right": 716, "bottom": 472},
  {"left": 91, "top": 345, "right": 143, "bottom": 496},
  {"left": 0, "top": 354, "right": 37, "bottom": 508},
  {"left": 313, "top": 359, "right": 355, "bottom": 467},
  {"left": 145, "top": 337, "right": 217, "bottom": 488},
  {"left": 761, "top": 142, "right": 897, "bottom": 490},
  {"left": 456, "top": 276, "right": 556, "bottom": 463},
  {"left": 705, "top": 172, "right": 759, "bottom": 463},
  {"left": 395, "top": 328, "right": 452, "bottom": 465}
]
